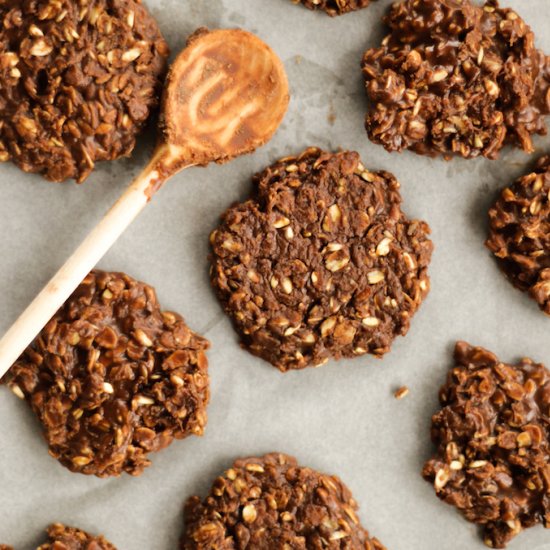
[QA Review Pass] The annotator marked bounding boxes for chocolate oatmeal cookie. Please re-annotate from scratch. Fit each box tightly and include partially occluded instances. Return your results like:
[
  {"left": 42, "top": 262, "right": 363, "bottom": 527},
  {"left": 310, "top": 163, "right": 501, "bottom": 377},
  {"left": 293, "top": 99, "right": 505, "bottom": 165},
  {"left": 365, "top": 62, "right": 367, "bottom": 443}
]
[
  {"left": 2, "top": 270, "right": 209, "bottom": 477},
  {"left": 1, "top": 524, "right": 116, "bottom": 550},
  {"left": 486, "top": 156, "right": 550, "bottom": 315},
  {"left": 37, "top": 524, "right": 116, "bottom": 550},
  {"left": 210, "top": 148, "right": 432, "bottom": 371},
  {"left": 291, "top": 0, "right": 372, "bottom": 16},
  {"left": 361, "top": 0, "right": 550, "bottom": 159},
  {"left": 181, "top": 453, "right": 386, "bottom": 549},
  {"left": 423, "top": 342, "right": 550, "bottom": 548},
  {"left": 0, "top": 0, "right": 169, "bottom": 182}
]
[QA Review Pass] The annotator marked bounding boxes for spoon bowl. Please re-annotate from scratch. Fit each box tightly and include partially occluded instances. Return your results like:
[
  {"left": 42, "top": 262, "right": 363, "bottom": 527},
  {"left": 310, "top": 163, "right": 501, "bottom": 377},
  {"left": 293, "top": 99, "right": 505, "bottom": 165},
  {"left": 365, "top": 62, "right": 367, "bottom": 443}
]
[{"left": 161, "top": 28, "right": 289, "bottom": 169}]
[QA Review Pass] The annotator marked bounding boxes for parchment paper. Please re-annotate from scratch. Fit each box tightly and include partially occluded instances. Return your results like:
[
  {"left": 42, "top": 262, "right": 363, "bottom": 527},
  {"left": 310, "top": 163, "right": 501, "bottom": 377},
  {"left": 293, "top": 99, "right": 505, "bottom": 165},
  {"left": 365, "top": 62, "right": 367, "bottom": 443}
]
[{"left": 1, "top": 1, "right": 550, "bottom": 548}]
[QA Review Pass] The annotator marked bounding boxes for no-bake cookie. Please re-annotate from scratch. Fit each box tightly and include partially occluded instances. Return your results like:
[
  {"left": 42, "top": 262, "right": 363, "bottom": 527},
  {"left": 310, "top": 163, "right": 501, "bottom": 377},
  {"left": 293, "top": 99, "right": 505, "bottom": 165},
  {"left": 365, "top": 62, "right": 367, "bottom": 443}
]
[
  {"left": 38, "top": 524, "right": 116, "bottom": 550},
  {"left": 362, "top": 0, "right": 550, "bottom": 159},
  {"left": 291, "top": 0, "right": 372, "bottom": 16},
  {"left": 181, "top": 453, "right": 386, "bottom": 549},
  {"left": 2, "top": 270, "right": 209, "bottom": 477},
  {"left": 2, "top": 524, "right": 116, "bottom": 550},
  {"left": 486, "top": 156, "right": 550, "bottom": 314},
  {"left": 423, "top": 341, "right": 550, "bottom": 548},
  {"left": 0, "top": 0, "right": 169, "bottom": 182},
  {"left": 210, "top": 147, "right": 432, "bottom": 371}
]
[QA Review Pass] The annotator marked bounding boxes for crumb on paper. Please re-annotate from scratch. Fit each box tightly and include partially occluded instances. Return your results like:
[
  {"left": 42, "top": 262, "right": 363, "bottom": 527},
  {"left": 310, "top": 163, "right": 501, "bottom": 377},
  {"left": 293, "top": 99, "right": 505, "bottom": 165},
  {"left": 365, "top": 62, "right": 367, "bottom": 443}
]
[{"left": 394, "top": 386, "right": 409, "bottom": 399}]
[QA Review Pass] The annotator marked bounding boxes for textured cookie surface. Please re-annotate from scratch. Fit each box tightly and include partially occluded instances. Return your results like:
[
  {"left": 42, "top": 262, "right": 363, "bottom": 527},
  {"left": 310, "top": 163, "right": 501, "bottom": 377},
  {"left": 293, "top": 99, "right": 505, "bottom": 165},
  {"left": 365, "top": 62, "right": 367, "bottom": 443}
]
[
  {"left": 486, "top": 156, "right": 550, "bottom": 314},
  {"left": 210, "top": 148, "right": 432, "bottom": 371},
  {"left": 0, "top": 0, "right": 168, "bottom": 182},
  {"left": 423, "top": 342, "right": 550, "bottom": 548},
  {"left": 1, "top": 524, "right": 116, "bottom": 550},
  {"left": 362, "top": 0, "right": 550, "bottom": 159},
  {"left": 181, "top": 453, "right": 386, "bottom": 549},
  {"left": 291, "top": 0, "right": 372, "bottom": 16},
  {"left": 37, "top": 524, "right": 116, "bottom": 550},
  {"left": 3, "top": 270, "right": 209, "bottom": 477}
]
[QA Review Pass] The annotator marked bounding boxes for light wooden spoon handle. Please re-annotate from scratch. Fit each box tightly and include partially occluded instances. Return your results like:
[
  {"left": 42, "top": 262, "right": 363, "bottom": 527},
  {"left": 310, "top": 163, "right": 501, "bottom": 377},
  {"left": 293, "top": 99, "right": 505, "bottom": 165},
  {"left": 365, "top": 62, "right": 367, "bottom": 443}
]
[{"left": 0, "top": 145, "right": 182, "bottom": 379}]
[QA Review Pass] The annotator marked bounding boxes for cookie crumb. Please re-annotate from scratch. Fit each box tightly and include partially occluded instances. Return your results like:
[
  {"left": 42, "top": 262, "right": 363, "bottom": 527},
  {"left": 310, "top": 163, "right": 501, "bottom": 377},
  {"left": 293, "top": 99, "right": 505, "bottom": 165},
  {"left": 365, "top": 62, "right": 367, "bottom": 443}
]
[{"left": 394, "top": 386, "right": 409, "bottom": 399}]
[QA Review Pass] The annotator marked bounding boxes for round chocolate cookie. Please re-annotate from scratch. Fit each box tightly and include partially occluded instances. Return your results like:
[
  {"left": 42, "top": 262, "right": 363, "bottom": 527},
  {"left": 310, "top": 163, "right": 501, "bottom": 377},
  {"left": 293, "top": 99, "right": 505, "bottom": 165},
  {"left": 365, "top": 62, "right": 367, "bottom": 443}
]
[
  {"left": 486, "top": 156, "right": 550, "bottom": 314},
  {"left": 423, "top": 342, "right": 550, "bottom": 548},
  {"left": 361, "top": 0, "right": 550, "bottom": 159},
  {"left": 0, "top": 0, "right": 169, "bottom": 182},
  {"left": 2, "top": 270, "right": 209, "bottom": 477},
  {"left": 291, "top": 0, "right": 372, "bottom": 16},
  {"left": 181, "top": 453, "right": 386, "bottom": 550},
  {"left": 37, "top": 524, "right": 116, "bottom": 550},
  {"left": 210, "top": 147, "right": 432, "bottom": 371}
]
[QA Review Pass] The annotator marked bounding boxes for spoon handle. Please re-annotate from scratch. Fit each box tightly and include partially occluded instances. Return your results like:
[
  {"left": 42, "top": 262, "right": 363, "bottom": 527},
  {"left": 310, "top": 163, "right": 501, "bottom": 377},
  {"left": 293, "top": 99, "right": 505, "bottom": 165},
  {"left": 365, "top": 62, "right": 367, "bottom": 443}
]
[{"left": 0, "top": 147, "right": 174, "bottom": 381}]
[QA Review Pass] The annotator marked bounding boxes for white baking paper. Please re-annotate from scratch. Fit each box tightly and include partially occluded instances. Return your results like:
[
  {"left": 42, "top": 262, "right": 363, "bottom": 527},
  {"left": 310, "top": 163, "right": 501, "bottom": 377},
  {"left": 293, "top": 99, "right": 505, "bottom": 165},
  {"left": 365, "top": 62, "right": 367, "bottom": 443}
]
[{"left": 1, "top": 1, "right": 550, "bottom": 549}]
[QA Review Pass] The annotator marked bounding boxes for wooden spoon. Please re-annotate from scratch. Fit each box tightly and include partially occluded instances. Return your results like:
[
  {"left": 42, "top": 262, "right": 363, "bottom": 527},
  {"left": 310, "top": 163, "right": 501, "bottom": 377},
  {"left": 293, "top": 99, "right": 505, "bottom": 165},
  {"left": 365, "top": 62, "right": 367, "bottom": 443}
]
[{"left": 0, "top": 28, "right": 289, "bottom": 378}]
